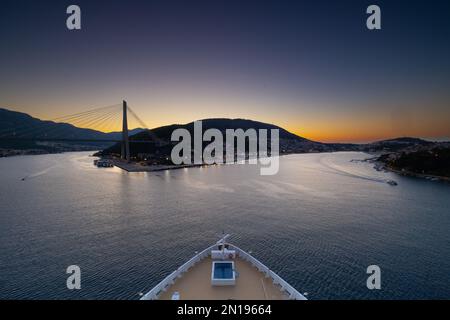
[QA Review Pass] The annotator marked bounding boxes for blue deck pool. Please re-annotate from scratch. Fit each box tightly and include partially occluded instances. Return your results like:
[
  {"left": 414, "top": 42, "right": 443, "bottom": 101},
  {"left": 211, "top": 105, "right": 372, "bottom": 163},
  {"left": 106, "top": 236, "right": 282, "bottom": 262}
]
[
  {"left": 213, "top": 262, "right": 233, "bottom": 279},
  {"left": 211, "top": 261, "right": 236, "bottom": 286}
]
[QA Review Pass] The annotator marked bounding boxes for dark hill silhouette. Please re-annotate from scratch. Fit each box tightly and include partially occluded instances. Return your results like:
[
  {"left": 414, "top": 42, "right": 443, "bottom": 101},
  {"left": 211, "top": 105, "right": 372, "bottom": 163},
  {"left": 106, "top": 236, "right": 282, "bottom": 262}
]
[
  {"left": 131, "top": 118, "right": 314, "bottom": 142},
  {"left": 362, "top": 137, "right": 434, "bottom": 152},
  {"left": 0, "top": 108, "right": 143, "bottom": 150},
  {"left": 100, "top": 118, "right": 327, "bottom": 159}
]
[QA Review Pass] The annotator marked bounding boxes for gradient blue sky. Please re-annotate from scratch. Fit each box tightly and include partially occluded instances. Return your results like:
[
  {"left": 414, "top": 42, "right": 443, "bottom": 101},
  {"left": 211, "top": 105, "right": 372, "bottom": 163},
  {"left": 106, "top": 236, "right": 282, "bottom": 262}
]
[{"left": 1, "top": 0, "right": 449, "bottom": 142}]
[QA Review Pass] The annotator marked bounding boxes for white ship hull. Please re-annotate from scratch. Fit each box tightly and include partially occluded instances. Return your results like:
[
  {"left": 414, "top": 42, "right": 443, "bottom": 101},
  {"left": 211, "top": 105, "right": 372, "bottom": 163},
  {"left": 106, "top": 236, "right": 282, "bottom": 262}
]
[{"left": 140, "top": 235, "right": 307, "bottom": 300}]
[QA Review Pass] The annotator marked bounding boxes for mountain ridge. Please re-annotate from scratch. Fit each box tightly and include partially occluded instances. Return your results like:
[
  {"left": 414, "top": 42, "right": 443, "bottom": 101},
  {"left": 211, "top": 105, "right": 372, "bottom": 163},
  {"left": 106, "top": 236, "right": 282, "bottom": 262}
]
[
  {"left": 1, "top": 108, "right": 447, "bottom": 158},
  {"left": 132, "top": 118, "right": 315, "bottom": 142},
  {"left": 0, "top": 107, "right": 143, "bottom": 140}
]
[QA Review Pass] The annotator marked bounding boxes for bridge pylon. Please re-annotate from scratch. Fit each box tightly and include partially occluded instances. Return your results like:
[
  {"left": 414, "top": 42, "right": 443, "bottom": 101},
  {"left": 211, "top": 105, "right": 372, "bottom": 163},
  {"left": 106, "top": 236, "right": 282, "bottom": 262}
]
[{"left": 121, "top": 100, "right": 130, "bottom": 161}]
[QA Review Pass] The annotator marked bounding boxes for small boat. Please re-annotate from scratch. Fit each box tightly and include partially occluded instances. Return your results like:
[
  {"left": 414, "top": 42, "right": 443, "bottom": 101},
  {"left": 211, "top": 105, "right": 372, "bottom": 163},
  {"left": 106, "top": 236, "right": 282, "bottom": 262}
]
[
  {"left": 94, "top": 159, "right": 114, "bottom": 168},
  {"left": 387, "top": 180, "right": 398, "bottom": 186},
  {"left": 140, "top": 235, "right": 307, "bottom": 300}
]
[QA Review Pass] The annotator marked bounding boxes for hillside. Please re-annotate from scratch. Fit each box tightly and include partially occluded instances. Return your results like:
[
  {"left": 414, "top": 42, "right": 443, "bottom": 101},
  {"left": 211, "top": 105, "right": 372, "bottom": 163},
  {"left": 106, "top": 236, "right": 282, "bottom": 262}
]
[
  {"left": 99, "top": 118, "right": 329, "bottom": 162},
  {"left": 0, "top": 108, "right": 143, "bottom": 154},
  {"left": 362, "top": 137, "right": 434, "bottom": 152},
  {"left": 378, "top": 145, "right": 450, "bottom": 178}
]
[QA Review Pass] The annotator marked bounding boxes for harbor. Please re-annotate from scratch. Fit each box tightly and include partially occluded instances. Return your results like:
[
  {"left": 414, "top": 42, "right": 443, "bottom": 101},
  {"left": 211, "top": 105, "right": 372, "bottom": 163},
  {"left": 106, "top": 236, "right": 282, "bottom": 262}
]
[{"left": 98, "top": 158, "right": 204, "bottom": 172}]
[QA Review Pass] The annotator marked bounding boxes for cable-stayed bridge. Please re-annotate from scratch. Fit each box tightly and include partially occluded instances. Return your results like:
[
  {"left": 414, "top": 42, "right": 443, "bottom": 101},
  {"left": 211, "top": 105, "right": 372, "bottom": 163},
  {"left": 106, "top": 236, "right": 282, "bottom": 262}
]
[{"left": 0, "top": 101, "right": 159, "bottom": 161}]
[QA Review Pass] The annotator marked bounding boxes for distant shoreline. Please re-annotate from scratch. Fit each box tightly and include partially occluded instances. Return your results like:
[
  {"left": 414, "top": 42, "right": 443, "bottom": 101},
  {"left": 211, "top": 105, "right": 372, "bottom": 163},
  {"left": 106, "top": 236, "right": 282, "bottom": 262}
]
[
  {"left": 3, "top": 148, "right": 450, "bottom": 184},
  {"left": 109, "top": 154, "right": 293, "bottom": 172},
  {"left": 0, "top": 147, "right": 98, "bottom": 158},
  {"left": 111, "top": 159, "right": 205, "bottom": 172},
  {"left": 382, "top": 164, "right": 450, "bottom": 183},
  {"left": 364, "top": 154, "right": 450, "bottom": 183}
]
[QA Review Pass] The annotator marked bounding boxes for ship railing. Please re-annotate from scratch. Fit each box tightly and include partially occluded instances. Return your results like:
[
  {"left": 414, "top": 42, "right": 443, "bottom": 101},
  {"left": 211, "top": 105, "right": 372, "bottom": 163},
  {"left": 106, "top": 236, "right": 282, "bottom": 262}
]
[
  {"left": 140, "top": 237, "right": 307, "bottom": 300},
  {"left": 229, "top": 244, "right": 307, "bottom": 300},
  {"left": 140, "top": 244, "right": 216, "bottom": 300}
]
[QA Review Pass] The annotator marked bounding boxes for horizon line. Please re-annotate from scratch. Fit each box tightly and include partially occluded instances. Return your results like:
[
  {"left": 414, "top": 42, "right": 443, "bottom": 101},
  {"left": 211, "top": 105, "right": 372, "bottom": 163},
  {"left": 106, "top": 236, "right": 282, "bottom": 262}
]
[{"left": 2, "top": 106, "right": 449, "bottom": 145}]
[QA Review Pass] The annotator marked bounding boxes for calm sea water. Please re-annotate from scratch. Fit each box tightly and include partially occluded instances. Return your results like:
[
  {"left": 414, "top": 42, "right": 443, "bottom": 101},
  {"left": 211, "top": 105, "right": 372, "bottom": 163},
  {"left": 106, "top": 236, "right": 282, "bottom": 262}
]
[{"left": 0, "top": 151, "right": 449, "bottom": 300}]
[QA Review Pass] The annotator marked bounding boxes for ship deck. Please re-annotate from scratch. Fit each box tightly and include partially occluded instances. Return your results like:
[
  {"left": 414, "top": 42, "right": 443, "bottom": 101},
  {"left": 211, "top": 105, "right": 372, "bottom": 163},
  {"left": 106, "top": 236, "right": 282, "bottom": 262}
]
[{"left": 158, "top": 256, "right": 289, "bottom": 300}]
